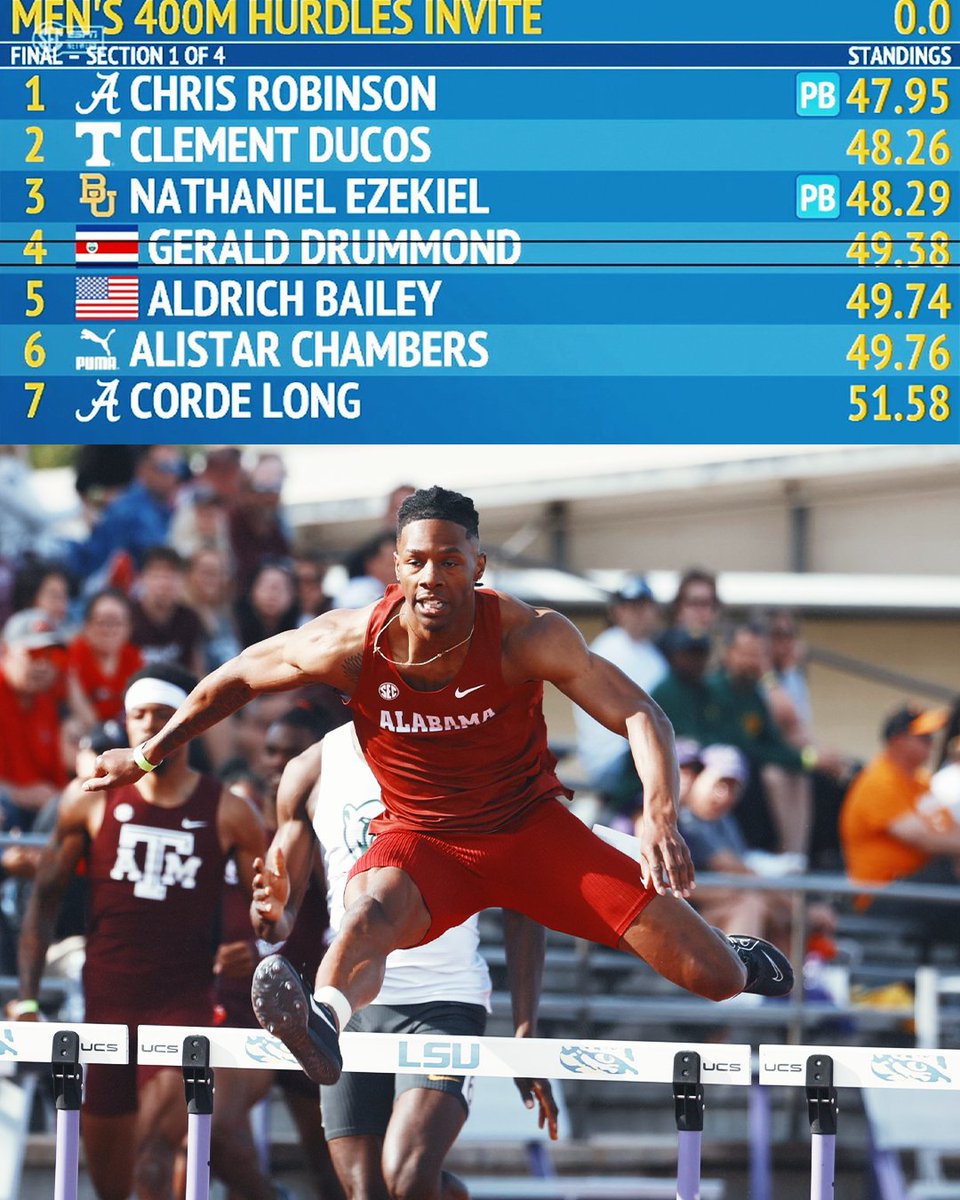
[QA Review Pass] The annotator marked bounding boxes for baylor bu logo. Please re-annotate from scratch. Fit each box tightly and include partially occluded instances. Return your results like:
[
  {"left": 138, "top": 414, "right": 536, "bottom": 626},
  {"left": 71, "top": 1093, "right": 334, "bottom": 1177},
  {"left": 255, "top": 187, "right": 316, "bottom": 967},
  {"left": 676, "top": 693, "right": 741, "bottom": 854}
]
[{"left": 110, "top": 823, "right": 202, "bottom": 900}]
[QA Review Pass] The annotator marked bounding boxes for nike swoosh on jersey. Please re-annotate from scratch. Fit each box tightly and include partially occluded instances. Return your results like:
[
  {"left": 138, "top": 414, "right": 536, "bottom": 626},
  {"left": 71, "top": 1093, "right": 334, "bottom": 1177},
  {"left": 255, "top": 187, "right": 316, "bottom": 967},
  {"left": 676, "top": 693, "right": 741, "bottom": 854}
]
[
  {"left": 454, "top": 685, "right": 485, "bottom": 698},
  {"left": 181, "top": 819, "right": 208, "bottom": 829}
]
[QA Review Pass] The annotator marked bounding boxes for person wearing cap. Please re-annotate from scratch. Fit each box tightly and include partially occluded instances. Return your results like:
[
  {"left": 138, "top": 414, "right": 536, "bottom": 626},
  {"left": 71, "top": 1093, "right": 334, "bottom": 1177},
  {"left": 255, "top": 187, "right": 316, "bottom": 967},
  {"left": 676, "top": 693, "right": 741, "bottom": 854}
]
[
  {"left": 677, "top": 743, "right": 834, "bottom": 953},
  {"left": 573, "top": 576, "right": 668, "bottom": 799},
  {"left": 11, "top": 662, "right": 284, "bottom": 1200},
  {"left": 840, "top": 705, "right": 956, "bottom": 920},
  {"left": 650, "top": 625, "right": 716, "bottom": 739},
  {"left": 0, "top": 607, "right": 69, "bottom": 832}
]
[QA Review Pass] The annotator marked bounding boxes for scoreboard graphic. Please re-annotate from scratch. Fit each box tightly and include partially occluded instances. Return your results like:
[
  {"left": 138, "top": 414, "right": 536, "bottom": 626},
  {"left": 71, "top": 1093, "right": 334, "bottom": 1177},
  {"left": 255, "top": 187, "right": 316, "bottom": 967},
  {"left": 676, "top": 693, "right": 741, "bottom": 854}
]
[{"left": 1, "top": 1, "right": 957, "bottom": 442}]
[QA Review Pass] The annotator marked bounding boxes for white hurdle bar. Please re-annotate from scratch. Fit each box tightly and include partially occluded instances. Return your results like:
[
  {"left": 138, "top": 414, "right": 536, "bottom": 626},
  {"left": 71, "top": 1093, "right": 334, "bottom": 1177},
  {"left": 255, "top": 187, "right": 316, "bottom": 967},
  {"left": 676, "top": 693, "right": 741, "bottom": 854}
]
[
  {"left": 760, "top": 1043, "right": 960, "bottom": 1200},
  {"left": 0, "top": 1023, "right": 128, "bottom": 1200},
  {"left": 141, "top": 1027, "right": 752, "bottom": 1200}
]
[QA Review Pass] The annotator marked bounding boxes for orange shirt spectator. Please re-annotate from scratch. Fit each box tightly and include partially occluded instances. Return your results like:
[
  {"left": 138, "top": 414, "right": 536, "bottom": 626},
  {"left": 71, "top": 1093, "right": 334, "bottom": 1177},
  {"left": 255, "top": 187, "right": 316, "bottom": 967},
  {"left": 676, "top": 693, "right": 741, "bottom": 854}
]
[
  {"left": 841, "top": 753, "right": 933, "bottom": 884},
  {"left": 840, "top": 705, "right": 951, "bottom": 890}
]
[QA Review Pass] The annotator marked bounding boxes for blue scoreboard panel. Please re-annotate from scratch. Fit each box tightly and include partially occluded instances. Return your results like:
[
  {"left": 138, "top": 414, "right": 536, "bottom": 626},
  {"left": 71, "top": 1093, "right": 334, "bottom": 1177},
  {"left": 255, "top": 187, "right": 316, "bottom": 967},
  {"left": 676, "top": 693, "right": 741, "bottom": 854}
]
[{"left": 2, "top": 1, "right": 957, "bottom": 442}]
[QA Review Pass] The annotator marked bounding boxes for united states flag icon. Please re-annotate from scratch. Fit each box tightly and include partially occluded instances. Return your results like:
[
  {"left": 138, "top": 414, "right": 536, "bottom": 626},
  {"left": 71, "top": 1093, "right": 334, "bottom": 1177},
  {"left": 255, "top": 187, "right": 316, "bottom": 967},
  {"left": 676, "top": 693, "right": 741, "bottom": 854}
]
[{"left": 75, "top": 275, "right": 139, "bottom": 320}]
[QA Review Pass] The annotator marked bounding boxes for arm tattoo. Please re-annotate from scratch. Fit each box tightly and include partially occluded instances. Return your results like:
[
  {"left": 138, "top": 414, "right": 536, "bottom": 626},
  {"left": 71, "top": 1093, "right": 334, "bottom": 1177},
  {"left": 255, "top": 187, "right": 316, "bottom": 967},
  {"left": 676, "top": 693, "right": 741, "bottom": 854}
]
[
  {"left": 156, "top": 677, "right": 252, "bottom": 757},
  {"left": 342, "top": 651, "right": 363, "bottom": 682}
]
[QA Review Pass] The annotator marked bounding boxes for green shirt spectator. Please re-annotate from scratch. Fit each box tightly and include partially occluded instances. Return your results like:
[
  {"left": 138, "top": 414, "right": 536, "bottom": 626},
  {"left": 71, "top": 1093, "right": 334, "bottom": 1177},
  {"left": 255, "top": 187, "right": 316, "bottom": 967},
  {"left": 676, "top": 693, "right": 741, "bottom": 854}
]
[{"left": 705, "top": 665, "right": 804, "bottom": 772}]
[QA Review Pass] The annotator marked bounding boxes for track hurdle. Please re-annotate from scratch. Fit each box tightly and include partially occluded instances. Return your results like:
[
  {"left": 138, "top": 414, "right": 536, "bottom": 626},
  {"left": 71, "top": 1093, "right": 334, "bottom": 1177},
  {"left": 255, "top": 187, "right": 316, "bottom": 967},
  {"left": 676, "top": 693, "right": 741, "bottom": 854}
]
[
  {"left": 141, "top": 1026, "right": 751, "bottom": 1200},
  {"left": 760, "top": 1043, "right": 960, "bottom": 1200},
  {"left": 0, "top": 1022, "right": 128, "bottom": 1200},
  {"left": 182, "top": 1035, "right": 215, "bottom": 1200}
]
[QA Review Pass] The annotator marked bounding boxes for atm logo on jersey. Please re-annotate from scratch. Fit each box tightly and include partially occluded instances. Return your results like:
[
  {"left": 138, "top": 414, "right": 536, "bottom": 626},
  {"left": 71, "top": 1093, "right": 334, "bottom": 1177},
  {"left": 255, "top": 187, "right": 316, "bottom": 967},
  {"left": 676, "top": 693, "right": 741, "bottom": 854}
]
[
  {"left": 398, "top": 1040, "right": 481, "bottom": 1071},
  {"left": 110, "top": 823, "right": 202, "bottom": 900},
  {"left": 379, "top": 708, "right": 495, "bottom": 733}
]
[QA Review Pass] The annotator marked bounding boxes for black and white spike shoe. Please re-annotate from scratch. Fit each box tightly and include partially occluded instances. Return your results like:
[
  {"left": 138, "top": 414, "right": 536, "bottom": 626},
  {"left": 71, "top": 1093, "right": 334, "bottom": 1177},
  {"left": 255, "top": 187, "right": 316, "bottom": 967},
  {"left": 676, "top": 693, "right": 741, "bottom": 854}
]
[
  {"left": 251, "top": 954, "right": 343, "bottom": 1084},
  {"left": 726, "top": 935, "right": 794, "bottom": 998}
]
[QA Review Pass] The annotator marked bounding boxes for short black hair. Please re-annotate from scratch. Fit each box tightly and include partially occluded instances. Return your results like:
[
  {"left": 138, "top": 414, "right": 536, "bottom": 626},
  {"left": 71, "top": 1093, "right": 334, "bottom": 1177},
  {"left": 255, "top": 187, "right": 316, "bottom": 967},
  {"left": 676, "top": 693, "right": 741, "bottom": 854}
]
[
  {"left": 83, "top": 587, "right": 133, "bottom": 623},
  {"left": 125, "top": 661, "right": 197, "bottom": 695},
  {"left": 344, "top": 531, "right": 396, "bottom": 579},
  {"left": 724, "top": 621, "right": 765, "bottom": 648},
  {"left": 269, "top": 705, "right": 332, "bottom": 741},
  {"left": 141, "top": 545, "right": 185, "bottom": 573},
  {"left": 12, "top": 558, "right": 73, "bottom": 613},
  {"left": 397, "top": 486, "right": 479, "bottom": 539}
]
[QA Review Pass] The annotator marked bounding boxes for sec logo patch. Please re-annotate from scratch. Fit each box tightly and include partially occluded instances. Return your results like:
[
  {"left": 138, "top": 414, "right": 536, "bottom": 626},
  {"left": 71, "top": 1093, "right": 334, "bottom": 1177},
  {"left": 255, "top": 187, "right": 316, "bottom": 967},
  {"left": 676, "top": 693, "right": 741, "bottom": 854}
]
[{"left": 379, "top": 683, "right": 400, "bottom": 700}]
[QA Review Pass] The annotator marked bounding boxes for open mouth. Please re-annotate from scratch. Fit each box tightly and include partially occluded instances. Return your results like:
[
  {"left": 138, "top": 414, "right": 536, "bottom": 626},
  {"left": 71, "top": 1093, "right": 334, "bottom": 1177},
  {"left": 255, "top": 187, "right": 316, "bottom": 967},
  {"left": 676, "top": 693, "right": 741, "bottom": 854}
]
[{"left": 416, "top": 596, "right": 448, "bottom": 617}]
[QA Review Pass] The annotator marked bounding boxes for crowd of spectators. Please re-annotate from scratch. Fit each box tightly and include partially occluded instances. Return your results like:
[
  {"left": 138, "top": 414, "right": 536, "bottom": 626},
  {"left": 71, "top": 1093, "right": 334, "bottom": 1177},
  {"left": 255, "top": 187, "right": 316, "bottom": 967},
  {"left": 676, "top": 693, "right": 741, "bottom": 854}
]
[
  {"left": 578, "top": 570, "right": 849, "bottom": 861},
  {"left": 0, "top": 448, "right": 412, "bottom": 1003},
  {"left": 0, "top": 447, "right": 412, "bottom": 847},
  {"left": 574, "top": 568, "right": 959, "bottom": 961},
  {"left": 1, "top": 447, "right": 957, "bottom": 997}
]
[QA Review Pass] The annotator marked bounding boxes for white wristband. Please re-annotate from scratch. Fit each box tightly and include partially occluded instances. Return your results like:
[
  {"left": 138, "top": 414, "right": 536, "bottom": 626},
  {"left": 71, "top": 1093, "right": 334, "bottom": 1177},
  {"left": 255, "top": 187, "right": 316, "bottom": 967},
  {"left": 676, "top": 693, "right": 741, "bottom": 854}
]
[
  {"left": 10, "top": 999, "right": 39, "bottom": 1016},
  {"left": 133, "top": 742, "right": 161, "bottom": 773}
]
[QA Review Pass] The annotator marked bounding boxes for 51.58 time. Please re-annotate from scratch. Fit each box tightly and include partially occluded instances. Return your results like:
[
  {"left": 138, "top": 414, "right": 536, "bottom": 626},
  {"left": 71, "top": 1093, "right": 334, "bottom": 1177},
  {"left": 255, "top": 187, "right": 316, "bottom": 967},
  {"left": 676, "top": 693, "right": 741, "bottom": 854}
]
[{"left": 849, "top": 383, "right": 950, "bottom": 422}]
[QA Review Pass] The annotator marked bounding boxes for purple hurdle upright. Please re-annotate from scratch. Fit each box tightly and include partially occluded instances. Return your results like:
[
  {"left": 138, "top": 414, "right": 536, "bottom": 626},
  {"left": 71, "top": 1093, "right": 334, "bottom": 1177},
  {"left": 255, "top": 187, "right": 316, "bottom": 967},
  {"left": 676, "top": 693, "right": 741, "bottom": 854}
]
[
  {"left": 805, "top": 1054, "right": 838, "bottom": 1200},
  {"left": 182, "top": 1035, "right": 215, "bottom": 1200},
  {"left": 673, "top": 1051, "right": 704, "bottom": 1200},
  {"left": 51, "top": 1030, "right": 83, "bottom": 1200}
]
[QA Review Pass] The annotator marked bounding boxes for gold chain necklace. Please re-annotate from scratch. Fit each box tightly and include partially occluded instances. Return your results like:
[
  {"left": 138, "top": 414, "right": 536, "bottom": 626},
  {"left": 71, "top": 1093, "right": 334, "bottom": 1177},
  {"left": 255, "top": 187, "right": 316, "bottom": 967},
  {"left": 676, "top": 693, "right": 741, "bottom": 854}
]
[{"left": 373, "top": 610, "right": 474, "bottom": 668}]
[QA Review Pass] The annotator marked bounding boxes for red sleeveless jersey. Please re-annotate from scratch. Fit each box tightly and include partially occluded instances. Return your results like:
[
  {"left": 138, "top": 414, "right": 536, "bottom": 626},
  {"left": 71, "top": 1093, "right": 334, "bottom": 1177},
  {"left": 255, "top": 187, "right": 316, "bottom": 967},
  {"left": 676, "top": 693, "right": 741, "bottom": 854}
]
[
  {"left": 350, "top": 585, "right": 569, "bottom": 835},
  {"left": 83, "top": 775, "right": 227, "bottom": 1000}
]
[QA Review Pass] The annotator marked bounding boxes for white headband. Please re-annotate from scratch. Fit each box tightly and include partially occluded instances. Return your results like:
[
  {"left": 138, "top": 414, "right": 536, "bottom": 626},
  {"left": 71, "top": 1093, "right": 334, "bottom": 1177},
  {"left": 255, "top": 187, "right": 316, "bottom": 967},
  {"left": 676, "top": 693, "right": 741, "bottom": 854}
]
[{"left": 124, "top": 678, "right": 188, "bottom": 713}]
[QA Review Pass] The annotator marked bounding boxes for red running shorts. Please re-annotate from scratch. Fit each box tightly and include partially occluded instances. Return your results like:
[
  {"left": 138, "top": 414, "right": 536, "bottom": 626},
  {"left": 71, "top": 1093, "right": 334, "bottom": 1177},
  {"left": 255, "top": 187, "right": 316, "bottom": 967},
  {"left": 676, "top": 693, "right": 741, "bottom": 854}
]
[{"left": 347, "top": 797, "right": 656, "bottom": 948}]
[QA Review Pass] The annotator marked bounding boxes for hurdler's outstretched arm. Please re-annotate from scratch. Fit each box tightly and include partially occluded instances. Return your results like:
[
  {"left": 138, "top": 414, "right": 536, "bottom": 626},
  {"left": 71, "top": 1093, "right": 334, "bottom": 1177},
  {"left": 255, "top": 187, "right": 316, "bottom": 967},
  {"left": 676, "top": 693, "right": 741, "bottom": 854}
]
[
  {"left": 250, "top": 741, "right": 324, "bottom": 942},
  {"left": 84, "top": 610, "right": 365, "bottom": 792},
  {"left": 14, "top": 783, "right": 92, "bottom": 1012},
  {"left": 504, "top": 601, "right": 691, "bottom": 897}
]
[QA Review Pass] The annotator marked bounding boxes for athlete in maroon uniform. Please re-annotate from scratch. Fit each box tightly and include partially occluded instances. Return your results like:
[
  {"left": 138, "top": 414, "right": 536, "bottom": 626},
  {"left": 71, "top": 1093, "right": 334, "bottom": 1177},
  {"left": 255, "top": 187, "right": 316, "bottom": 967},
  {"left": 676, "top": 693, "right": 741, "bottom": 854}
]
[
  {"left": 84, "top": 775, "right": 226, "bottom": 1037},
  {"left": 87, "top": 488, "right": 794, "bottom": 1093},
  {"left": 15, "top": 665, "right": 270, "bottom": 1200}
]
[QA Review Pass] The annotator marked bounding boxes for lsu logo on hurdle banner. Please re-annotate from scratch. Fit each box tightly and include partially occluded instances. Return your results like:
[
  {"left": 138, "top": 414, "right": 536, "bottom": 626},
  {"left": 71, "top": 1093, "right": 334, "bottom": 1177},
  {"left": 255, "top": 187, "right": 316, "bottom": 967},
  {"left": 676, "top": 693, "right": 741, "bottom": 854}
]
[
  {"left": 398, "top": 1040, "right": 481, "bottom": 1071},
  {"left": 871, "top": 1053, "right": 953, "bottom": 1086},
  {"left": 246, "top": 1034, "right": 299, "bottom": 1067},
  {"left": 559, "top": 1045, "right": 639, "bottom": 1078}
]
